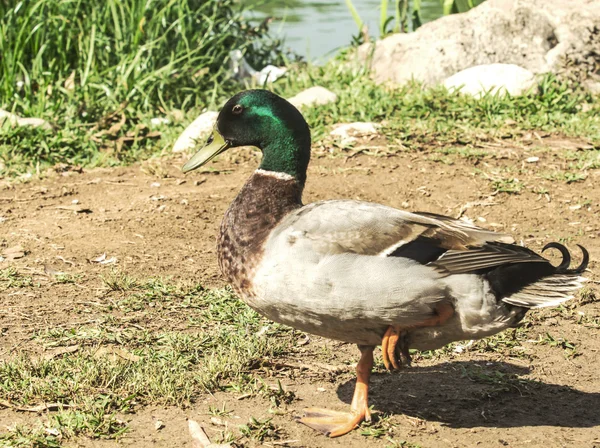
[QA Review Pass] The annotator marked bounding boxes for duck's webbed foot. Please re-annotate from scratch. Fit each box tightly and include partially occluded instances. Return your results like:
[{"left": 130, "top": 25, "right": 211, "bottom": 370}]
[
  {"left": 381, "top": 302, "right": 454, "bottom": 371},
  {"left": 381, "top": 326, "right": 411, "bottom": 370},
  {"left": 299, "top": 406, "right": 370, "bottom": 437},
  {"left": 298, "top": 346, "right": 373, "bottom": 437}
]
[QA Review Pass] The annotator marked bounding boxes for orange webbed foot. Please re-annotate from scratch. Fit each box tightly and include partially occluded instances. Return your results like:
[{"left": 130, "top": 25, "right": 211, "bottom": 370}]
[
  {"left": 298, "top": 406, "right": 370, "bottom": 437},
  {"left": 381, "top": 326, "right": 411, "bottom": 371},
  {"left": 298, "top": 346, "right": 374, "bottom": 437}
]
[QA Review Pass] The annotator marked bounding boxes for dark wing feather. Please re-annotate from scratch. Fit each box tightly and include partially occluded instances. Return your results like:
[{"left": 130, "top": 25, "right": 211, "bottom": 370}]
[{"left": 429, "top": 242, "right": 548, "bottom": 274}]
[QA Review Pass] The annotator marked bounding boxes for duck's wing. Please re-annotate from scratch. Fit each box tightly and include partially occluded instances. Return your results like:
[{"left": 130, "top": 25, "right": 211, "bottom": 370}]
[{"left": 277, "top": 200, "right": 517, "bottom": 263}]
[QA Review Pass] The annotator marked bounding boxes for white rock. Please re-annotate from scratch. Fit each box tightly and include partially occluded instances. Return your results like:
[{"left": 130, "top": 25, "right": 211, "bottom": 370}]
[
  {"left": 287, "top": 86, "right": 337, "bottom": 109},
  {"left": 583, "top": 79, "right": 600, "bottom": 95},
  {"left": 444, "top": 64, "right": 537, "bottom": 98},
  {"left": 150, "top": 117, "right": 170, "bottom": 127},
  {"left": 357, "top": 0, "right": 600, "bottom": 86},
  {"left": 229, "top": 50, "right": 287, "bottom": 85},
  {"left": 0, "top": 109, "right": 52, "bottom": 130},
  {"left": 172, "top": 111, "right": 218, "bottom": 153},
  {"left": 331, "top": 122, "right": 380, "bottom": 139},
  {"left": 526, "top": 156, "right": 540, "bottom": 163},
  {"left": 330, "top": 122, "right": 381, "bottom": 145}
]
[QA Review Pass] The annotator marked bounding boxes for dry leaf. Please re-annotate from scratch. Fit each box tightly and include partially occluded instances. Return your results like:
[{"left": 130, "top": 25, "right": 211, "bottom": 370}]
[
  {"left": 94, "top": 346, "right": 141, "bottom": 363},
  {"left": 56, "top": 256, "right": 75, "bottom": 266},
  {"left": 2, "top": 245, "right": 25, "bottom": 261},
  {"left": 210, "top": 417, "right": 225, "bottom": 426},
  {"left": 42, "top": 345, "right": 80, "bottom": 361},
  {"left": 44, "top": 265, "right": 67, "bottom": 276},
  {"left": 188, "top": 420, "right": 231, "bottom": 448},
  {"left": 64, "top": 71, "right": 76, "bottom": 91},
  {"left": 90, "top": 253, "right": 117, "bottom": 265}
]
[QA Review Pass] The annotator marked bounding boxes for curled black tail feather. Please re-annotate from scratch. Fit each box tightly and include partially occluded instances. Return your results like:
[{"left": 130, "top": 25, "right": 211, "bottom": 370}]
[
  {"left": 542, "top": 242, "right": 570, "bottom": 270},
  {"left": 542, "top": 242, "right": 589, "bottom": 274}
]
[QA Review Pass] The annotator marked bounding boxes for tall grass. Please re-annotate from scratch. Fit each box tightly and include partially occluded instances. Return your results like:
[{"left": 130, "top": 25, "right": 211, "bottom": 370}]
[
  {"left": 347, "top": 0, "right": 486, "bottom": 39},
  {"left": 0, "top": 0, "right": 287, "bottom": 117}
]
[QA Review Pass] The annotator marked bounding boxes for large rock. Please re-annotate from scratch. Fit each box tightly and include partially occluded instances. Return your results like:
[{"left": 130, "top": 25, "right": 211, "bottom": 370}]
[
  {"left": 357, "top": 0, "right": 600, "bottom": 86},
  {"left": 288, "top": 86, "right": 337, "bottom": 109},
  {"left": 443, "top": 63, "right": 537, "bottom": 97}
]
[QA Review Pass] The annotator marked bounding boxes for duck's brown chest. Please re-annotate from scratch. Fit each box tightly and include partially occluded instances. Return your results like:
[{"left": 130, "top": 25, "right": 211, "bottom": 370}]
[{"left": 217, "top": 172, "right": 302, "bottom": 295}]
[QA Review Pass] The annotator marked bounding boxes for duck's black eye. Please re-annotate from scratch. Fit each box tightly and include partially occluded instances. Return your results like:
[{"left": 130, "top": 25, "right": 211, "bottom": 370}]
[{"left": 232, "top": 104, "right": 243, "bottom": 115}]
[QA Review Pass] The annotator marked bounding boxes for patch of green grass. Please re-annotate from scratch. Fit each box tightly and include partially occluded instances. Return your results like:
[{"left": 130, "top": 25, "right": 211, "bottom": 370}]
[
  {"left": 0, "top": 279, "right": 297, "bottom": 446},
  {"left": 0, "top": 267, "right": 33, "bottom": 290},
  {"left": 3, "top": 49, "right": 600, "bottom": 178},
  {"left": 274, "top": 67, "right": 600, "bottom": 146},
  {"left": 239, "top": 416, "right": 282, "bottom": 442},
  {"left": 416, "top": 327, "right": 533, "bottom": 362},
  {"left": 460, "top": 365, "right": 534, "bottom": 398},
  {"left": 0, "top": 0, "right": 291, "bottom": 177},
  {"left": 260, "top": 379, "right": 296, "bottom": 407},
  {"left": 541, "top": 170, "right": 588, "bottom": 184},
  {"left": 470, "top": 327, "right": 532, "bottom": 358},
  {"left": 100, "top": 269, "right": 140, "bottom": 293},
  {"left": 534, "top": 332, "right": 579, "bottom": 358},
  {"left": 1, "top": 402, "right": 128, "bottom": 447},
  {"left": 208, "top": 403, "right": 233, "bottom": 417},
  {"left": 490, "top": 177, "right": 524, "bottom": 194}
]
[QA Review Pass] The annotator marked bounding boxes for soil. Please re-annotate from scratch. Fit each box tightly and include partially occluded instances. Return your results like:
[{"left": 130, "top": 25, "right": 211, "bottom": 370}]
[{"left": 1, "top": 134, "right": 599, "bottom": 447}]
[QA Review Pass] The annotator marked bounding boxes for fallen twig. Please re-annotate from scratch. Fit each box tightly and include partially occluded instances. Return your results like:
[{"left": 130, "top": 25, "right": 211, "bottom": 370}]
[{"left": 0, "top": 400, "right": 72, "bottom": 413}]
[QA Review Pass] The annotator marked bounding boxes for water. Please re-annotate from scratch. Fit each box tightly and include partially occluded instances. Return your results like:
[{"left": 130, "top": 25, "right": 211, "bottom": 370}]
[{"left": 245, "top": 0, "right": 445, "bottom": 61}]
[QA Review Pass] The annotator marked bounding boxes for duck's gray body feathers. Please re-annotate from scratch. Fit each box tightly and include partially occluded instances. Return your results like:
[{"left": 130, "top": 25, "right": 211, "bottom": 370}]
[{"left": 244, "top": 194, "right": 587, "bottom": 349}]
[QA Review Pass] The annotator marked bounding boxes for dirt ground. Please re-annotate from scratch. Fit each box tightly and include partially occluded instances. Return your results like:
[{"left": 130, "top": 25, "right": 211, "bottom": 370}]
[{"left": 1, "top": 134, "right": 599, "bottom": 447}]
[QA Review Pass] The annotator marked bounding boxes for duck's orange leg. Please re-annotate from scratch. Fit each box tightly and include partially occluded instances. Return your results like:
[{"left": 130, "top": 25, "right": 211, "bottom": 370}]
[
  {"left": 298, "top": 345, "right": 373, "bottom": 437},
  {"left": 382, "top": 302, "right": 454, "bottom": 371}
]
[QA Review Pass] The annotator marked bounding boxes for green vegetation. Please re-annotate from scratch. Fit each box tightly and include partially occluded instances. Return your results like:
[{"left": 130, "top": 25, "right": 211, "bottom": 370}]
[
  {"left": 3, "top": 57, "right": 599, "bottom": 178},
  {"left": 0, "top": 0, "right": 288, "bottom": 177},
  {"left": 1, "top": 1, "right": 598, "bottom": 181},
  {"left": 0, "top": 274, "right": 297, "bottom": 446},
  {"left": 345, "top": 0, "right": 486, "bottom": 38},
  {"left": 1, "top": 0, "right": 599, "bottom": 181}
]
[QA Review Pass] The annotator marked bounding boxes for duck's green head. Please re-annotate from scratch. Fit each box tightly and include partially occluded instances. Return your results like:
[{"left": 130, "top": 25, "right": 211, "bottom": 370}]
[{"left": 182, "top": 90, "right": 311, "bottom": 184}]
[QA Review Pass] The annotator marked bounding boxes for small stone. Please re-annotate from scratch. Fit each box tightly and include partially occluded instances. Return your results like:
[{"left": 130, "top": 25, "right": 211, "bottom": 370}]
[
  {"left": 526, "top": 156, "right": 540, "bottom": 163},
  {"left": 287, "top": 86, "right": 337, "bottom": 109},
  {"left": 443, "top": 64, "right": 537, "bottom": 98},
  {"left": 150, "top": 117, "right": 170, "bottom": 127},
  {"left": 150, "top": 182, "right": 161, "bottom": 188},
  {"left": 330, "top": 122, "right": 380, "bottom": 146},
  {"left": 155, "top": 420, "right": 164, "bottom": 430}
]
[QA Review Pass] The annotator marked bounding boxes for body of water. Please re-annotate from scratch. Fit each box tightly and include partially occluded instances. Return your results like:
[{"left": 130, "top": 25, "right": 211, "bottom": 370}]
[{"left": 246, "top": 0, "right": 446, "bottom": 61}]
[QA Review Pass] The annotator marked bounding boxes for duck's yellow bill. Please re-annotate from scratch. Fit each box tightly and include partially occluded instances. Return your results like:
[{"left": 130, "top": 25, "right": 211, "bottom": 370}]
[{"left": 182, "top": 130, "right": 229, "bottom": 173}]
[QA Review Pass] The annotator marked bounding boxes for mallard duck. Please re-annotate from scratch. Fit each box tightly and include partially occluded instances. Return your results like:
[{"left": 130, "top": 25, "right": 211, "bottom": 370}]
[{"left": 182, "top": 89, "right": 589, "bottom": 437}]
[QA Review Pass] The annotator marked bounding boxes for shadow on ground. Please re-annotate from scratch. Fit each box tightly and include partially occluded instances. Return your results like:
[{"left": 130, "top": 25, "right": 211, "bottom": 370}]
[{"left": 336, "top": 360, "right": 600, "bottom": 428}]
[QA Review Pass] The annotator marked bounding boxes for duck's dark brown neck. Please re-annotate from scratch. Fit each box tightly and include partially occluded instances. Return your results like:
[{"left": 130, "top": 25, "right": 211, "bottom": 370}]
[{"left": 218, "top": 170, "right": 303, "bottom": 294}]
